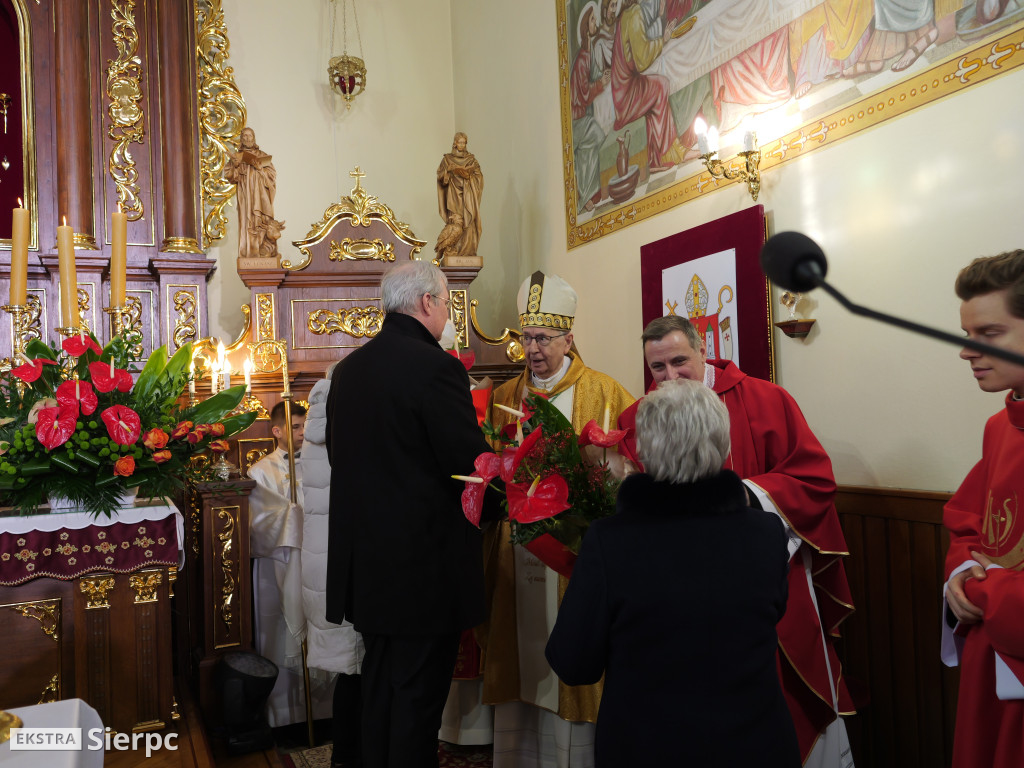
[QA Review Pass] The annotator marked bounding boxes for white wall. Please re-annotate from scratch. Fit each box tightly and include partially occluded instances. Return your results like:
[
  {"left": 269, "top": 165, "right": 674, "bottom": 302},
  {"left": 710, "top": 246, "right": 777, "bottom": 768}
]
[
  {"left": 451, "top": 0, "right": 1024, "bottom": 492},
  {"left": 206, "top": 0, "right": 457, "bottom": 341}
]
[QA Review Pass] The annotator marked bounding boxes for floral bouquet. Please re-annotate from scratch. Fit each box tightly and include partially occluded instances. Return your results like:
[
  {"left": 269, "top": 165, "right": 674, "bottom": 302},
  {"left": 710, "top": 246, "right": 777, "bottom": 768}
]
[
  {"left": 456, "top": 393, "right": 626, "bottom": 576},
  {"left": 0, "top": 333, "right": 257, "bottom": 517}
]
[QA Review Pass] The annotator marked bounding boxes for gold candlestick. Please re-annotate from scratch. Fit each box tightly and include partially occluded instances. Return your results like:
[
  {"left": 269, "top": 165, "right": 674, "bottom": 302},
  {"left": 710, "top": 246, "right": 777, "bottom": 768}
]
[{"left": 103, "top": 305, "right": 126, "bottom": 338}]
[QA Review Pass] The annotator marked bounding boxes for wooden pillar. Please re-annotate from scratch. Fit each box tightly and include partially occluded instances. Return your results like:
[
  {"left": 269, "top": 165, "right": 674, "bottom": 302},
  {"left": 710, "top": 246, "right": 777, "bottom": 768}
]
[
  {"left": 53, "top": 0, "right": 97, "bottom": 250},
  {"left": 156, "top": 0, "right": 203, "bottom": 254}
]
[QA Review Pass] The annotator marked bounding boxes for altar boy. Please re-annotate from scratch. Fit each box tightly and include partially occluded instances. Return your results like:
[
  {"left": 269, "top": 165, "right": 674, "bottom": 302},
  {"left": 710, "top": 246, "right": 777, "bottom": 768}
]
[
  {"left": 942, "top": 249, "right": 1024, "bottom": 768},
  {"left": 249, "top": 402, "right": 316, "bottom": 727}
]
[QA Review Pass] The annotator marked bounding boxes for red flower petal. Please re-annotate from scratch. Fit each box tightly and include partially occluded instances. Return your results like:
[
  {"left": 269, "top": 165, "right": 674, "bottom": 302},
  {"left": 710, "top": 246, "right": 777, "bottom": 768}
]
[
  {"left": 36, "top": 406, "right": 78, "bottom": 450},
  {"left": 521, "top": 392, "right": 550, "bottom": 422},
  {"left": 445, "top": 348, "right": 476, "bottom": 371},
  {"left": 115, "top": 369, "right": 134, "bottom": 393},
  {"left": 498, "top": 447, "right": 519, "bottom": 483},
  {"left": 11, "top": 358, "right": 57, "bottom": 383},
  {"left": 89, "top": 362, "right": 118, "bottom": 393},
  {"left": 508, "top": 427, "right": 544, "bottom": 477},
  {"left": 507, "top": 474, "right": 570, "bottom": 524},
  {"left": 578, "top": 419, "right": 628, "bottom": 448},
  {"left": 100, "top": 405, "right": 142, "bottom": 445},
  {"left": 56, "top": 380, "right": 98, "bottom": 416},
  {"left": 152, "top": 449, "right": 172, "bottom": 464},
  {"left": 61, "top": 335, "right": 103, "bottom": 357},
  {"left": 472, "top": 452, "right": 502, "bottom": 483},
  {"left": 461, "top": 481, "right": 487, "bottom": 527}
]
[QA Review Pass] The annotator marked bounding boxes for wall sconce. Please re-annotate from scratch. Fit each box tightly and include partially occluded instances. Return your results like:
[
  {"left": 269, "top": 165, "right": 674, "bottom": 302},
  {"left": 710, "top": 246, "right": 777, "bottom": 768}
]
[
  {"left": 773, "top": 291, "right": 816, "bottom": 338},
  {"left": 694, "top": 117, "right": 761, "bottom": 202}
]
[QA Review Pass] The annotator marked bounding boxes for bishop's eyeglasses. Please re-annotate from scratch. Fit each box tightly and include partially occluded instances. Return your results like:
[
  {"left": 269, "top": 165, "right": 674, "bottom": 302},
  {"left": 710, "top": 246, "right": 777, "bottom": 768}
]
[{"left": 521, "top": 332, "right": 567, "bottom": 347}]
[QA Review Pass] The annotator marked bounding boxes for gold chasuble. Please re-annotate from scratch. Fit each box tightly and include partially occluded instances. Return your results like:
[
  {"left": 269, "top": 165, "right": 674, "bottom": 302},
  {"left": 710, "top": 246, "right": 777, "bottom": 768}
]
[{"left": 481, "top": 351, "right": 633, "bottom": 722}]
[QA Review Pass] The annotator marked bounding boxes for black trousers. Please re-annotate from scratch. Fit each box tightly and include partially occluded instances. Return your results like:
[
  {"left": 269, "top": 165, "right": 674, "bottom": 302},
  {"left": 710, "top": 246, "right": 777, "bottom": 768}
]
[{"left": 360, "top": 630, "right": 461, "bottom": 768}]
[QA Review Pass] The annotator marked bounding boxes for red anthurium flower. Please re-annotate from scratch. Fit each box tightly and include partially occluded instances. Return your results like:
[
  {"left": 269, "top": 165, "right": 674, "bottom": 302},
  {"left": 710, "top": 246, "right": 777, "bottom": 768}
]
[
  {"left": 171, "top": 421, "right": 193, "bottom": 439},
  {"left": 209, "top": 439, "right": 230, "bottom": 453},
  {"left": 502, "top": 427, "right": 544, "bottom": 482},
  {"left": 101, "top": 405, "right": 142, "bottom": 445},
  {"left": 578, "top": 419, "right": 628, "bottom": 449},
  {"left": 152, "top": 449, "right": 172, "bottom": 464},
  {"left": 56, "top": 380, "right": 98, "bottom": 416},
  {"left": 114, "top": 455, "right": 136, "bottom": 477},
  {"left": 89, "top": 362, "right": 118, "bottom": 393},
  {"left": 143, "top": 428, "right": 169, "bottom": 450},
  {"left": 61, "top": 335, "right": 103, "bottom": 357},
  {"left": 35, "top": 406, "right": 78, "bottom": 450},
  {"left": 455, "top": 452, "right": 503, "bottom": 527},
  {"left": 446, "top": 348, "right": 476, "bottom": 371},
  {"left": 507, "top": 474, "right": 571, "bottom": 524},
  {"left": 115, "top": 368, "right": 133, "bottom": 392},
  {"left": 11, "top": 358, "right": 58, "bottom": 383}
]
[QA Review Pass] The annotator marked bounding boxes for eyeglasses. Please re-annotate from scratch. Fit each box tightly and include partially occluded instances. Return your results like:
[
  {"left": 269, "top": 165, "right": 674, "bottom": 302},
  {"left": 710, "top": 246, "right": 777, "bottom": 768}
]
[
  {"left": 521, "top": 332, "right": 567, "bottom": 348},
  {"left": 430, "top": 294, "right": 451, "bottom": 309}
]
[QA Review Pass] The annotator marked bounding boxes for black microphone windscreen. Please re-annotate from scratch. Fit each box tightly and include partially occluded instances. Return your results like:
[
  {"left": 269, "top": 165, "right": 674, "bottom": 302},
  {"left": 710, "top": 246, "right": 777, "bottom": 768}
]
[{"left": 760, "top": 231, "right": 828, "bottom": 292}]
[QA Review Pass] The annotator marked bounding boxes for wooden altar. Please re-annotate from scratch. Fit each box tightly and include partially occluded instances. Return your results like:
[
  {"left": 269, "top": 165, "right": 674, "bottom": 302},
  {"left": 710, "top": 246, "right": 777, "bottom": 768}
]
[{"left": 0, "top": 502, "right": 182, "bottom": 734}]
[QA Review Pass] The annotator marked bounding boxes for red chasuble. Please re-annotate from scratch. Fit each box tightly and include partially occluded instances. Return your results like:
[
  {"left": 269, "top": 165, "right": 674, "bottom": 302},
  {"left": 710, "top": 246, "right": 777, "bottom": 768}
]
[
  {"left": 944, "top": 394, "right": 1024, "bottom": 768},
  {"left": 619, "top": 360, "right": 855, "bottom": 761}
]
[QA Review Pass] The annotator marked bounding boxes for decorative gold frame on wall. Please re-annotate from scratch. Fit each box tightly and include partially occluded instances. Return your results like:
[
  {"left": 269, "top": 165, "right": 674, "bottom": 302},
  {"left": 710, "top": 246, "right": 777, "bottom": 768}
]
[
  {"left": 557, "top": 6, "right": 1024, "bottom": 248},
  {"left": 0, "top": 0, "right": 39, "bottom": 253}
]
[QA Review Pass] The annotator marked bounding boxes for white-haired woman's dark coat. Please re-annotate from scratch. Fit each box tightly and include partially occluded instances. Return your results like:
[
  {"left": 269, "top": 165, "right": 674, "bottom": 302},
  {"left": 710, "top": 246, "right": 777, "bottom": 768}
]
[{"left": 545, "top": 469, "right": 800, "bottom": 768}]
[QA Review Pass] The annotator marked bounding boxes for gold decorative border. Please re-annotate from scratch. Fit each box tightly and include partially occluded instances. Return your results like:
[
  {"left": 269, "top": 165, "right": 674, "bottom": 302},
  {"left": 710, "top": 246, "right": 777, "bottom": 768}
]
[
  {"left": 239, "top": 438, "right": 275, "bottom": 477},
  {"left": 560, "top": 14, "right": 1024, "bottom": 248},
  {"left": 195, "top": 0, "right": 246, "bottom": 244},
  {"left": 106, "top": 0, "right": 146, "bottom": 221},
  {"left": 308, "top": 306, "right": 383, "bottom": 338},
  {"left": 214, "top": 505, "right": 238, "bottom": 646},
  {"left": 168, "top": 284, "right": 201, "bottom": 350},
  {"left": 450, "top": 289, "right": 468, "bottom": 348},
  {"left": 255, "top": 293, "right": 275, "bottom": 341},
  {"left": 5, "top": 598, "right": 61, "bottom": 642},
  {"left": 0, "top": 0, "right": 39, "bottom": 253},
  {"left": 329, "top": 237, "right": 396, "bottom": 262}
]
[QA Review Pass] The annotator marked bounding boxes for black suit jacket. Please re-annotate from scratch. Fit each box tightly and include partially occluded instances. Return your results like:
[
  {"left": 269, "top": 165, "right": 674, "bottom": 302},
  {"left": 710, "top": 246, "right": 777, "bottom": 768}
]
[
  {"left": 546, "top": 470, "right": 801, "bottom": 768},
  {"left": 325, "top": 312, "right": 494, "bottom": 635}
]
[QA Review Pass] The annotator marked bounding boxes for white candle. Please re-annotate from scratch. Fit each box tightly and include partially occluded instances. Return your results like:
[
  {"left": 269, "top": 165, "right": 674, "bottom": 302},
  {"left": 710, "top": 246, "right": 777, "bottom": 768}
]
[
  {"left": 217, "top": 342, "right": 226, "bottom": 372},
  {"left": 57, "top": 217, "right": 78, "bottom": 328},
  {"left": 694, "top": 117, "right": 709, "bottom": 155},
  {"left": 188, "top": 361, "right": 196, "bottom": 395},
  {"left": 743, "top": 131, "right": 756, "bottom": 153},
  {"left": 243, "top": 358, "right": 253, "bottom": 392},
  {"left": 10, "top": 200, "right": 28, "bottom": 306},
  {"left": 707, "top": 126, "right": 719, "bottom": 154},
  {"left": 223, "top": 367, "right": 230, "bottom": 391},
  {"left": 211, "top": 362, "right": 219, "bottom": 395}
]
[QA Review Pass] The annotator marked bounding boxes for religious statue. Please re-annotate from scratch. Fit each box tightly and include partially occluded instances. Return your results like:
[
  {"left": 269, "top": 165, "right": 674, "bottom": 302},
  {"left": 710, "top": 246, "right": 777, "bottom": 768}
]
[
  {"left": 225, "top": 127, "right": 285, "bottom": 260},
  {"left": 435, "top": 132, "right": 484, "bottom": 265}
]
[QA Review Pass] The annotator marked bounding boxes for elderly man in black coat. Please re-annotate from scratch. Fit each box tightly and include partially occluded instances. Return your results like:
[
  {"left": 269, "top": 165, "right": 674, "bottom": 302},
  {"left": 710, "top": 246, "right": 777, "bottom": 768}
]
[{"left": 326, "top": 260, "right": 496, "bottom": 768}]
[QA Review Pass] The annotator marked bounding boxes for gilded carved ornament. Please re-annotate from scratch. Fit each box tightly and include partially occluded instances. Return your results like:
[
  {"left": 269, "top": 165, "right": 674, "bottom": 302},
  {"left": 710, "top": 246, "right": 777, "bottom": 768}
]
[
  {"left": 215, "top": 507, "right": 236, "bottom": 631},
  {"left": 8, "top": 599, "right": 60, "bottom": 642},
  {"left": 129, "top": 570, "right": 162, "bottom": 603},
  {"left": 470, "top": 299, "right": 525, "bottom": 363},
  {"left": 80, "top": 575, "right": 116, "bottom": 610},
  {"left": 196, "top": 0, "right": 247, "bottom": 244},
  {"left": 288, "top": 167, "right": 426, "bottom": 270},
  {"left": 106, "top": 0, "right": 146, "bottom": 221},
  {"left": 308, "top": 306, "right": 383, "bottom": 338}
]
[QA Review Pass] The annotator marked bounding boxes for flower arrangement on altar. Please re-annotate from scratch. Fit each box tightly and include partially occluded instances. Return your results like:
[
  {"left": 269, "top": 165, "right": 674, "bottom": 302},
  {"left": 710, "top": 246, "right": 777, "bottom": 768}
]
[
  {"left": 0, "top": 334, "right": 257, "bottom": 517},
  {"left": 456, "top": 393, "right": 626, "bottom": 576}
]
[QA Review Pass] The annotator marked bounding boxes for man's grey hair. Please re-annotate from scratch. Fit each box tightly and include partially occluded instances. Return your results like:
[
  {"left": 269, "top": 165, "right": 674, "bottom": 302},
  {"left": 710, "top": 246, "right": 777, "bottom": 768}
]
[
  {"left": 636, "top": 378, "right": 730, "bottom": 484},
  {"left": 381, "top": 260, "right": 446, "bottom": 314},
  {"left": 641, "top": 315, "right": 703, "bottom": 351}
]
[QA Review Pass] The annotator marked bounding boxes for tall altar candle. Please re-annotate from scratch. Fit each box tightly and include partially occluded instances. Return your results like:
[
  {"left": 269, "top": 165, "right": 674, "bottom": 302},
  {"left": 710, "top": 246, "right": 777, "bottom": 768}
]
[
  {"left": 110, "top": 206, "right": 127, "bottom": 307},
  {"left": 57, "top": 217, "right": 78, "bottom": 328},
  {"left": 10, "top": 200, "right": 29, "bottom": 306}
]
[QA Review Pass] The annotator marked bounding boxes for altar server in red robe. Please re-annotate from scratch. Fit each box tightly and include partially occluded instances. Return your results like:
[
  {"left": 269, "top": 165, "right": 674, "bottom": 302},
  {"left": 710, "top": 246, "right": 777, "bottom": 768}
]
[
  {"left": 618, "top": 315, "right": 855, "bottom": 768},
  {"left": 942, "top": 249, "right": 1024, "bottom": 768}
]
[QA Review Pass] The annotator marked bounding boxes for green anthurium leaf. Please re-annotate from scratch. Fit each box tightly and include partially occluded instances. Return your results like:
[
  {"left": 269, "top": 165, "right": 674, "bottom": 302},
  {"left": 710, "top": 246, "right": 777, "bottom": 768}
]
[
  {"left": 219, "top": 409, "right": 258, "bottom": 438},
  {"left": 160, "top": 343, "right": 193, "bottom": 408},
  {"left": 133, "top": 345, "right": 169, "bottom": 402},
  {"left": 187, "top": 385, "right": 246, "bottom": 424},
  {"left": 24, "top": 338, "right": 58, "bottom": 361}
]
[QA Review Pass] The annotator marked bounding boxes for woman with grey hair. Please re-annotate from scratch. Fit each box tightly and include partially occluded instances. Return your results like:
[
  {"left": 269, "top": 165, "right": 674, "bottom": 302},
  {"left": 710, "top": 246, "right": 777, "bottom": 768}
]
[{"left": 545, "top": 378, "right": 800, "bottom": 767}]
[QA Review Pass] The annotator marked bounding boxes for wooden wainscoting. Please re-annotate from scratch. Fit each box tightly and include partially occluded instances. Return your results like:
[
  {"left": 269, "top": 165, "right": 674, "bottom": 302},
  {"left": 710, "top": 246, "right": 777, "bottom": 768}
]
[{"left": 834, "top": 485, "right": 960, "bottom": 768}]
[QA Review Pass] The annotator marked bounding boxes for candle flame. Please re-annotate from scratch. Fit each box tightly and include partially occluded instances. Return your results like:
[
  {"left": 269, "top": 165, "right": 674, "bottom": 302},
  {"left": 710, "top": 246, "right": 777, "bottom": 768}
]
[
  {"left": 117, "top": 201, "right": 123, "bottom": 214},
  {"left": 17, "top": 198, "right": 23, "bottom": 208},
  {"left": 62, "top": 216, "right": 67, "bottom": 226}
]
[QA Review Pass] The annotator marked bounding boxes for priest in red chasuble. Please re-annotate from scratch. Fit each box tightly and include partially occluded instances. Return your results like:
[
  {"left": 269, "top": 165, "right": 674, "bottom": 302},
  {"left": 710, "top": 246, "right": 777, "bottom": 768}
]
[
  {"left": 481, "top": 271, "right": 633, "bottom": 766},
  {"left": 617, "top": 315, "right": 855, "bottom": 767},
  {"left": 942, "top": 249, "right": 1024, "bottom": 768}
]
